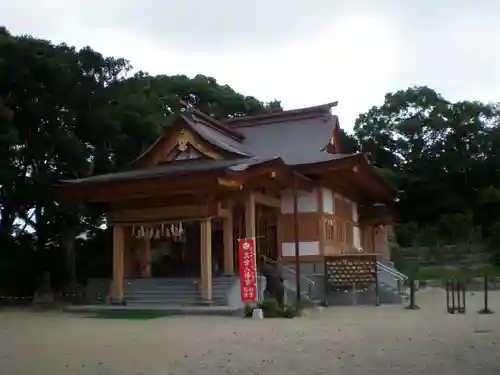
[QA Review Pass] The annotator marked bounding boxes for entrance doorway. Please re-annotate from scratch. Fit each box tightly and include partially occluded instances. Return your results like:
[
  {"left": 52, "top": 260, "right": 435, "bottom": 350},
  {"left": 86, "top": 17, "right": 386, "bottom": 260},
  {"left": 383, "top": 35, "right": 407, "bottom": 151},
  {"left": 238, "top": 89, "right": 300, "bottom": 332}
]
[
  {"left": 149, "top": 222, "right": 200, "bottom": 278},
  {"left": 146, "top": 220, "right": 225, "bottom": 278}
]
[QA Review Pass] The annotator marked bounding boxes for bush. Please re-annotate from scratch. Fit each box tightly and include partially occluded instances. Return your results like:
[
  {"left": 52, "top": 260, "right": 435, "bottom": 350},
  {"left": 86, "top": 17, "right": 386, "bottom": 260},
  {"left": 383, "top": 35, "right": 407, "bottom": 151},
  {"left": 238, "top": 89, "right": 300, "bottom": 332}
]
[
  {"left": 280, "top": 305, "right": 297, "bottom": 318},
  {"left": 258, "top": 298, "right": 279, "bottom": 317},
  {"left": 243, "top": 298, "right": 298, "bottom": 318},
  {"left": 243, "top": 304, "right": 253, "bottom": 317}
]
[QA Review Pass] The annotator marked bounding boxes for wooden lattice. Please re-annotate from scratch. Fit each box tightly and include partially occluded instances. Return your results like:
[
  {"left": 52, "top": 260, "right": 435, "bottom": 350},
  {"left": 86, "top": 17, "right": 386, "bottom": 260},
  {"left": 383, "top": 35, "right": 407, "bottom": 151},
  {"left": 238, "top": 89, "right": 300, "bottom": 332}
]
[{"left": 325, "top": 255, "right": 377, "bottom": 289}]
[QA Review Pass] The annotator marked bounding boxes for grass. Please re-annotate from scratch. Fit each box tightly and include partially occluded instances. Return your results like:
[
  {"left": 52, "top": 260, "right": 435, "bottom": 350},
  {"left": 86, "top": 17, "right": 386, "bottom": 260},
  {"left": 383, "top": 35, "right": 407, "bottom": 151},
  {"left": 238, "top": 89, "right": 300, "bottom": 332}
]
[
  {"left": 86, "top": 311, "right": 172, "bottom": 320},
  {"left": 415, "top": 264, "right": 500, "bottom": 281}
]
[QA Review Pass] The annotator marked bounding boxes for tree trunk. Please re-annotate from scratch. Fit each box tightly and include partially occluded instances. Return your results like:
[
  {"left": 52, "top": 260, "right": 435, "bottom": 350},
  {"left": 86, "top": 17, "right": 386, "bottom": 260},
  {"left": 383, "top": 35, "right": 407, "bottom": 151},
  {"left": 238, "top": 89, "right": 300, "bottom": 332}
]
[{"left": 62, "top": 229, "right": 77, "bottom": 287}]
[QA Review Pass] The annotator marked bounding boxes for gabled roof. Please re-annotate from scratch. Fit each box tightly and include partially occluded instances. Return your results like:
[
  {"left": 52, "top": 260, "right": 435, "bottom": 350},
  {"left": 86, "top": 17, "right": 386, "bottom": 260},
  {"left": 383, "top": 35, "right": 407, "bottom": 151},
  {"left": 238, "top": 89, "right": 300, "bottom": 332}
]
[
  {"left": 179, "top": 100, "right": 245, "bottom": 140},
  {"left": 225, "top": 103, "right": 348, "bottom": 166},
  {"left": 181, "top": 112, "right": 251, "bottom": 157},
  {"left": 131, "top": 101, "right": 344, "bottom": 168},
  {"left": 130, "top": 110, "right": 250, "bottom": 167}
]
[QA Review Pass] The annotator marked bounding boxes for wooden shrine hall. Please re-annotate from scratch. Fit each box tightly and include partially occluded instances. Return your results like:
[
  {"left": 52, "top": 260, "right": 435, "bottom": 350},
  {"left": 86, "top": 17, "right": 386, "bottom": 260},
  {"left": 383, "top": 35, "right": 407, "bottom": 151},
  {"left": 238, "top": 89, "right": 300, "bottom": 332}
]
[{"left": 55, "top": 101, "right": 397, "bottom": 305}]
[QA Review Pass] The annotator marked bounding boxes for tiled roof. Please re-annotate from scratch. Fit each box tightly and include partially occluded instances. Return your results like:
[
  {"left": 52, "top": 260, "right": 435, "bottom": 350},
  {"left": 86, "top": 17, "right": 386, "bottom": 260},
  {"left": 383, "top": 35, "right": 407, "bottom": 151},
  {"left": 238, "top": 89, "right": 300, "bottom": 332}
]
[
  {"left": 224, "top": 101, "right": 338, "bottom": 127},
  {"left": 236, "top": 114, "right": 352, "bottom": 165},
  {"left": 182, "top": 114, "right": 251, "bottom": 157},
  {"left": 59, "top": 157, "right": 278, "bottom": 185},
  {"left": 59, "top": 103, "right": 354, "bottom": 185}
]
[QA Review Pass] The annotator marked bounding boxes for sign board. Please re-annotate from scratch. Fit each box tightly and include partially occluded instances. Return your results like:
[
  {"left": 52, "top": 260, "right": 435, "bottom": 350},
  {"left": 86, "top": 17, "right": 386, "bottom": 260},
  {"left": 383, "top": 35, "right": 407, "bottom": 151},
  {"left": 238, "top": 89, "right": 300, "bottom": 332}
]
[{"left": 238, "top": 238, "right": 257, "bottom": 302}]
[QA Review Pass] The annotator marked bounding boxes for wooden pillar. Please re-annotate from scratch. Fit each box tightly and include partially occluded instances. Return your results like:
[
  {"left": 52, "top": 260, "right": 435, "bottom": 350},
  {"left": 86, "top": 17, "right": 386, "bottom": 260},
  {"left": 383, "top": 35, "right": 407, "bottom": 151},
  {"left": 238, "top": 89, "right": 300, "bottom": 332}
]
[
  {"left": 141, "top": 237, "right": 151, "bottom": 277},
  {"left": 223, "top": 214, "right": 234, "bottom": 275},
  {"left": 110, "top": 224, "right": 125, "bottom": 304},
  {"left": 292, "top": 176, "right": 301, "bottom": 302},
  {"left": 245, "top": 192, "right": 256, "bottom": 240},
  {"left": 200, "top": 218, "right": 213, "bottom": 302}
]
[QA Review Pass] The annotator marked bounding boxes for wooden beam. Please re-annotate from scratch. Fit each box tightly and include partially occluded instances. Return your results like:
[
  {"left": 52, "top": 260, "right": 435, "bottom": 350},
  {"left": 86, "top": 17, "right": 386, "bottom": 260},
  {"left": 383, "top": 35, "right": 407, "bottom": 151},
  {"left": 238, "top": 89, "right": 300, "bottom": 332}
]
[
  {"left": 217, "top": 177, "right": 243, "bottom": 188},
  {"left": 319, "top": 176, "right": 365, "bottom": 202},
  {"left": 55, "top": 174, "right": 224, "bottom": 202},
  {"left": 253, "top": 192, "right": 281, "bottom": 208},
  {"left": 217, "top": 202, "right": 232, "bottom": 218},
  {"left": 112, "top": 204, "right": 217, "bottom": 224},
  {"left": 110, "top": 193, "right": 216, "bottom": 211},
  {"left": 296, "top": 154, "right": 361, "bottom": 174}
]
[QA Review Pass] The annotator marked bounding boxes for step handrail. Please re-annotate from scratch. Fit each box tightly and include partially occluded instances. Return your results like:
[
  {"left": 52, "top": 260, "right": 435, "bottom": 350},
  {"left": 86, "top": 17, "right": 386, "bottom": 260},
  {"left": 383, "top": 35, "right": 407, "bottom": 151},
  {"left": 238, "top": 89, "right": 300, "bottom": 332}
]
[
  {"left": 377, "top": 263, "right": 407, "bottom": 281},
  {"left": 265, "top": 258, "right": 315, "bottom": 285},
  {"left": 376, "top": 261, "right": 408, "bottom": 281},
  {"left": 282, "top": 265, "right": 316, "bottom": 285}
]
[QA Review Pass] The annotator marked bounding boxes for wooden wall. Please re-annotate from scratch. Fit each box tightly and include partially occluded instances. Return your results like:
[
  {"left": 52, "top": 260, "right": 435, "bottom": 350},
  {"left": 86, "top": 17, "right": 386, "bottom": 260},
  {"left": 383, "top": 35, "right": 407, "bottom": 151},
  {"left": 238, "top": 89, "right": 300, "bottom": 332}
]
[{"left": 277, "top": 186, "right": 390, "bottom": 260}]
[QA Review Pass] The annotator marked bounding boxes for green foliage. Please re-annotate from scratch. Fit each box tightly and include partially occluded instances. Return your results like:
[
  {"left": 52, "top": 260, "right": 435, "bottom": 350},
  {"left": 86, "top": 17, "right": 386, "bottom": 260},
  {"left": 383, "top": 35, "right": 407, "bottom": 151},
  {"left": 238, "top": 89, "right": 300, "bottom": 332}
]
[
  {"left": 415, "top": 265, "right": 500, "bottom": 281},
  {"left": 243, "top": 304, "right": 253, "bottom": 317},
  {"left": 356, "top": 86, "right": 500, "bottom": 258},
  {"left": 280, "top": 305, "right": 297, "bottom": 318},
  {"left": 257, "top": 298, "right": 280, "bottom": 317},
  {"left": 0, "top": 28, "right": 284, "bottom": 295},
  {"left": 243, "top": 298, "right": 298, "bottom": 318}
]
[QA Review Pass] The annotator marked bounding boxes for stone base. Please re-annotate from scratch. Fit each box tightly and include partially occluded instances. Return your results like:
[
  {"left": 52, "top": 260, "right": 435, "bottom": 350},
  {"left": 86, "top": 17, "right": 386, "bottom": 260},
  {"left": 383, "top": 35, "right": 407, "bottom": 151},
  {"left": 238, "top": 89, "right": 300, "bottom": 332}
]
[
  {"left": 405, "top": 304, "right": 420, "bottom": 310},
  {"left": 199, "top": 299, "right": 213, "bottom": 305},
  {"left": 33, "top": 292, "right": 55, "bottom": 305},
  {"left": 478, "top": 308, "right": 494, "bottom": 314},
  {"left": 108, "top": 296, "right": 127, "bottom": 305}
]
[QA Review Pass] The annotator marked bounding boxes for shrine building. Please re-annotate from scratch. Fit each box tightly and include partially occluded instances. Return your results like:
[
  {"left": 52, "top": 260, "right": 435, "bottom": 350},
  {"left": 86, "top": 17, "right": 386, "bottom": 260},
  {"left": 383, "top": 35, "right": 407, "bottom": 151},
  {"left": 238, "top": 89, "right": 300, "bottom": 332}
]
[{"left": 55, "top": 101, "right": 397, "bottom": 306}]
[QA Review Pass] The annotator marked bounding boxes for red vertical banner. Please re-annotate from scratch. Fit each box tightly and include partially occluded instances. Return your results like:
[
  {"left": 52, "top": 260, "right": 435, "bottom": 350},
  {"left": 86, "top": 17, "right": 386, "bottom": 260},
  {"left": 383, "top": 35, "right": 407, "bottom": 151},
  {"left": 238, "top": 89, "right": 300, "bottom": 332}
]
[{"left": 238, "top": 238, "right": 257, "bottom": 303}]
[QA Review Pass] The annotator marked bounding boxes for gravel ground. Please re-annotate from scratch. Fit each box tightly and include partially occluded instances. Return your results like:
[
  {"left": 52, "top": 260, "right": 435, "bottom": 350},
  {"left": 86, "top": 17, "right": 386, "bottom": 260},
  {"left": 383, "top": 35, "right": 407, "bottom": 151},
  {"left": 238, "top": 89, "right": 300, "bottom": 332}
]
[{"left": 1, "top": 288, "right": 499, "bottom": 375}]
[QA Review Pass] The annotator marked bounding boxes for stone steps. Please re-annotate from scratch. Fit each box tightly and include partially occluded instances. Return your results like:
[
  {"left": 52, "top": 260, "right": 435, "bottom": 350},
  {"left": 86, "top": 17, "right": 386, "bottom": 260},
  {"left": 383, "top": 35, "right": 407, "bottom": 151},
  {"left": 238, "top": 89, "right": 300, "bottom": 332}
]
[{"left": 123, "top": 277, "right": 236, "bottom": 306}]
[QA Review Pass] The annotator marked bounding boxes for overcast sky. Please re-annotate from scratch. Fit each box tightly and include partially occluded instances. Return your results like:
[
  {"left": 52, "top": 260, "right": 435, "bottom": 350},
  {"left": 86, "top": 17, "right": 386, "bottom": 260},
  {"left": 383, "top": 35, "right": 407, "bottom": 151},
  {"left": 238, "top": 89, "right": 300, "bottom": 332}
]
[{"left": 1, "top": 0, "right": 500, "bottom": 131}]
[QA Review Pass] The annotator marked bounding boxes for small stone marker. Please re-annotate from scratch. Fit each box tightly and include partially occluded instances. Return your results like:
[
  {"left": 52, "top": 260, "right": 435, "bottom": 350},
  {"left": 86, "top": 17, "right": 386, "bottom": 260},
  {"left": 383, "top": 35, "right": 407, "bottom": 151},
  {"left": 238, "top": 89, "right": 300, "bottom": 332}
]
[
  {"left": 315, "top": 306, "right": 325, "bottom": 314},
  {"left": 252, "top": 308, "right": 264, "bottom": 320}
]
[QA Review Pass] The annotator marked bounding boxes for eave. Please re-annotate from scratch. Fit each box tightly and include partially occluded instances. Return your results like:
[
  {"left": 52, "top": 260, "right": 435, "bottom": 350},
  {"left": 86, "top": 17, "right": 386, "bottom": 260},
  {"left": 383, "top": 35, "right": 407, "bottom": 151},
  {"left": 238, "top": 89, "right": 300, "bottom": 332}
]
[
  {"left": 54, "top": 157, "right": 314, "bottom": 203},
  {"left": 295, "top": 153, "right": 398, "bottom": 203}
]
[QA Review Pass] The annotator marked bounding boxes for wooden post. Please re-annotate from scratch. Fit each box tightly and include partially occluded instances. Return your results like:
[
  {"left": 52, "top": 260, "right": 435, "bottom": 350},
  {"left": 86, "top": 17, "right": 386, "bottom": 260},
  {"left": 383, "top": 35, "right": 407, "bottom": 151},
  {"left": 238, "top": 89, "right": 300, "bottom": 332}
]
[
  {"left": 223, "top": 214, "right": 234, "bottom": 275},
  {"left": 292, "top": 176, "right": 301, "bottom": 305},
  {"left": 245, "top": 192, "right": 256, "bottom": 240},
  {"left": 142, "top": 236, "right": 151, "bottom": 277},
  {"left": 110, "top": 224, "right": 125, "bottom": 304},
  {"left": 200, "top": 218, "right": 213, "bottom": 303}
]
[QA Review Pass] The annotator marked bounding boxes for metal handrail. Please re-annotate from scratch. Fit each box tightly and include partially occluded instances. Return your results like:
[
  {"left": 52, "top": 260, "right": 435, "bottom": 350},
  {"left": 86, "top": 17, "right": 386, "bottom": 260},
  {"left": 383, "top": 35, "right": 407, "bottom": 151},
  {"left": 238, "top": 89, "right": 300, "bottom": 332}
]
[
  {"left": 376, "top": 261, "right": 408, "bottom": 281},
  {"left": 281, "top": 266, "right": 316, "bottom": 285},
  {"left": 265, "top": 258, "right": 315, "bottom": 285},
  {"left": 378, "top": 265, "right": 407, "bottom": 281}
]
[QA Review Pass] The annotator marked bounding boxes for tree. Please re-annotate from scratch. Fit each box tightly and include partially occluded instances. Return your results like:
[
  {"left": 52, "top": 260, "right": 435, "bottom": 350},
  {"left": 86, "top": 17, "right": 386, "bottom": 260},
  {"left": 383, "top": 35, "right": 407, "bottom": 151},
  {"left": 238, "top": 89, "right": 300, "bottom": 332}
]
[
  {"left": 0, "top": 28, "right": 286, "bottom": 293},
  {"left": 354, "top": 85, "right": 500, "bottom": 253}
]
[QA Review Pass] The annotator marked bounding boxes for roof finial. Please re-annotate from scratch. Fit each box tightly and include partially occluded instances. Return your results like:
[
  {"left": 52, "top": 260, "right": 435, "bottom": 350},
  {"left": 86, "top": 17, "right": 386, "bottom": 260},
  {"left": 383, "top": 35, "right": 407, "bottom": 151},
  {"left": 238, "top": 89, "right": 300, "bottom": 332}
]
[{"left": 179, "top": 97, "right": 195, "bottom": 113}]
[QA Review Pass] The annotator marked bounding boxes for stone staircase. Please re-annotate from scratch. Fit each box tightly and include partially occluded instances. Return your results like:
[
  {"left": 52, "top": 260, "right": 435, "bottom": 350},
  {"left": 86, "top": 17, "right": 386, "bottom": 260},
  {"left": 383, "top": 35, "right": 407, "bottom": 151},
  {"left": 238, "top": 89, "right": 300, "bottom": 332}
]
[{"left": 123, "top": 277, "right": 236, "bottom": 306}]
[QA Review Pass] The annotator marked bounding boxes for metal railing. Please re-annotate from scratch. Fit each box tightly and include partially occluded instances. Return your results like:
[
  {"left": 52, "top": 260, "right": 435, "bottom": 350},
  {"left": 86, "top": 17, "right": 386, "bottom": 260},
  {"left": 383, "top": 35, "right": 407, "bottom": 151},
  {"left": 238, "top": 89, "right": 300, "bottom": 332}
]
[
  {"left": 265, "top": 258, "right": 316, "bottom": 303},
  {"left": 376, "top": 261, "right": 408, "bottom": 295},
  {"left": 376, "top": 261, "right": 408, "bottom": 281}
]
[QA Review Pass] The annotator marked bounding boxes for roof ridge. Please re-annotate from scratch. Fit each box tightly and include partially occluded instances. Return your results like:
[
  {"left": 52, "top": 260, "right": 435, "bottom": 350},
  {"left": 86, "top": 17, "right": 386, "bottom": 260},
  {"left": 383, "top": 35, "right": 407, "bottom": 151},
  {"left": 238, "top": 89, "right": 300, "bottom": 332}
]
[
  {"left": 179, "top": 100, "right": 244, "bottom": 141},
  {"left": 222, "top": 101, "right": 338, "bottom": 127}
]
